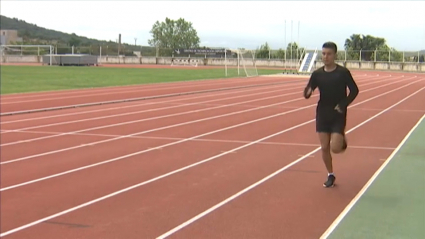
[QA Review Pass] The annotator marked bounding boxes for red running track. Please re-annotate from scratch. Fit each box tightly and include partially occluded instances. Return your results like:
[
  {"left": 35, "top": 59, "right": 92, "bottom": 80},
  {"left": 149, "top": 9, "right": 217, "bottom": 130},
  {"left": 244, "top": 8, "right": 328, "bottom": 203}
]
[
  {"left": 1, "top": 73, "right": 424, "bottom": 238},
  {"left": 0, "top": 70, "right": 381, "bottom": 114},
  {"left": 0, "top": 75, "right": 302, "bottom": 114}
]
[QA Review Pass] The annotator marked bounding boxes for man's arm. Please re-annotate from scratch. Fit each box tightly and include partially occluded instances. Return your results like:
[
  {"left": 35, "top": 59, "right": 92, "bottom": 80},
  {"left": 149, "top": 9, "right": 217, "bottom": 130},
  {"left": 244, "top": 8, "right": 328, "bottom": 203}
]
[
  {"left": 338, "top": 70, "right": 359, "bottom": 109},
  {"left": 303, "top": 72, "right": 318, "bottom": 99}
]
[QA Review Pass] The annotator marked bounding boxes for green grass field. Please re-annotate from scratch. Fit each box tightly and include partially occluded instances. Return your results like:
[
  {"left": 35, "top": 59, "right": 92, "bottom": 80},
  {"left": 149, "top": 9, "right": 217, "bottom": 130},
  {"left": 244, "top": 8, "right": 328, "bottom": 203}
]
[{"left": 0, "top": 65, "right": 288, "bottom": 94}]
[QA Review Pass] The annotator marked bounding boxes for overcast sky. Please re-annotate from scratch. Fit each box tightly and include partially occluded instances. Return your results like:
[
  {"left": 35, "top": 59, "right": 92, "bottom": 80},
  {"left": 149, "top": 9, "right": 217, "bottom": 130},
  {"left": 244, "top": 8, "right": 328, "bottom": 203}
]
[{"left": 2, "top": 0, "right": 424, "bottom": 51}]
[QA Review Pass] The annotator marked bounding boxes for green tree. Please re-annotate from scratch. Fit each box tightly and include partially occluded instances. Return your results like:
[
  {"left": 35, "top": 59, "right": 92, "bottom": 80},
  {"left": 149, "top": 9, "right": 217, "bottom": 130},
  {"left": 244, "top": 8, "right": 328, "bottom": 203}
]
[
  {"left": 344, "top": 34, "right": 397, "bottom": 61},
  {"left": 68, "top": 34, "right": 81, "bottom": 47},
  {"left": 286, "top": 42, "right": 304, "bottom": 60},
  {"left": 256, "top": 42, "right": 271, "bottom": 59},
  {"left": 274, "top": 48, "right": 285, "bottom": 59},
  {"left": 148, "top": 17, "right": 201, "bottom": 56},
  {"left": 372, "top": 45, "right": 403, "bottom": 62}
]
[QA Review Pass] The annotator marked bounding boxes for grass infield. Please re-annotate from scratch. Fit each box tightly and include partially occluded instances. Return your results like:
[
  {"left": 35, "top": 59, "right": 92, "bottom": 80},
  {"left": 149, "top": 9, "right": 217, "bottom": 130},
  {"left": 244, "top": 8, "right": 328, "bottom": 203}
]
[{"left": 1, "top": 65, "right": 288, "bottom": 94}]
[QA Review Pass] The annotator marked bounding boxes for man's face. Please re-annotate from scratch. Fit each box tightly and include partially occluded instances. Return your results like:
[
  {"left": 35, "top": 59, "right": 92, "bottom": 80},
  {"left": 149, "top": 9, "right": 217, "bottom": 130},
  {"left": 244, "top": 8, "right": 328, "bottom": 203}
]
[{"left": 322, "top": 47, "right": 336, "bottom": 65}]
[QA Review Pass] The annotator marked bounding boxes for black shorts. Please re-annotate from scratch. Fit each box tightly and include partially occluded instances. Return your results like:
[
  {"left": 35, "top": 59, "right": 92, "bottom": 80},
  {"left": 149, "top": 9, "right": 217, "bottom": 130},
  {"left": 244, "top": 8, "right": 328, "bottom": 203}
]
[{"left": 315, "top": 107, "right": 347, "bottom": 134}]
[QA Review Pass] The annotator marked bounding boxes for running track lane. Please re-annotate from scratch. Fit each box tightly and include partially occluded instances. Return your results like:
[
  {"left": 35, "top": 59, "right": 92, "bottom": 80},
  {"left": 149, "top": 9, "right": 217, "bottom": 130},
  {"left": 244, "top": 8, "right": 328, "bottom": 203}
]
[
  {"left": 0, "top": 83, "right": 324, "bottom": 160},
  {"left": 0, "top": 76, "right": 391, "bottom": 191},
  {"left": 0, "top": 78, "right": 420, "bottom": 194},
  {"left": 0, "top": 76, "right": 384, "bottom": 159},
  {"left": 153, "top": 82, "right": 425, "bottom": 239},
  {"left": 0, "top": 75, "right": 402, "bottom": 139},
  {"left": 0, "top": 76, "right": 406, "bottom": 171},
  {"left": 0, "top": 70, "right": 381, "bottom": 114},
  {"left": 0, "top": 79, "right": 318, "bottom": 140},
  {"left": 0, "top": 76, "right": 299, "bottom": 114},
  {"left": 153, "top": 83, "right": 425, "bottom": 239},
  {"left": 0, "top": 76, "right": 420, "bottom": 218},
  {"left": 0, "top": 79, "right": 313, "bottom": 126},
  {"left": 0, "top": 75, "right": 380, "bottom": 132},
  {"left": 1, "top": 76, "right": 422, "bottom": 237}
]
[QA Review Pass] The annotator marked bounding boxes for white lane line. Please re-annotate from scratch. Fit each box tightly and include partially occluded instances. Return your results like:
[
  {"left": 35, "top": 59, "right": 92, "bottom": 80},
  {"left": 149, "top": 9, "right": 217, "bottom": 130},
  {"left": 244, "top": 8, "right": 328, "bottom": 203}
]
[
  {"left": 1, "top": 79, "right": 421, "bottom": 189},
  {"left": 0, "top": 83, "right": 303, "bottom": 132},
  {"left": 0, "top": 95, "right": 315, "bottom": 164},
  {"left": 0, "top": 80, "right": 309, "bottom": 125},
  {"left": 1, "top": 85, "right": 423, "bottom": 238},
  {"left": 0, "top": 76, "right": 379, "bottom": 129},
  {"left": 1, "top": 77, "right": 287, "bottom": 104},
  {"left": 1, "top": 78, "right": 417, "bottom": 165},
  {"left": 0, "top": 75, "right": 285, "bottom": 100},
  {"left": 0, "top": 77, "right": 409, "bottom": 148},
  {"left": 155, "top": 86, "right": 425, "bottom": 239},
  {"left": 0, "top": 105, "right": 317, "bottom": 187},
  {"left": 0, "top": 129, "right": 397, "bottom": 150},
  {"left": 319, "top": 112, "right": 425, "bottom": 239},
  {"left": 0, "top": 87, "right": 306, "bottom": 144}
]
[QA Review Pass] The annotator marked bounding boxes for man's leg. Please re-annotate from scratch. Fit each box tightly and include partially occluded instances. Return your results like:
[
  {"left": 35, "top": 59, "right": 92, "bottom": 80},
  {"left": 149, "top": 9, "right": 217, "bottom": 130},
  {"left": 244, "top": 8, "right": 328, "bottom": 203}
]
[
  {"left": 318, "top": 132, "right": 336, "bottom": 187},
  {"left": 318, "top": 132, "right": 333, "bottom": 173},
  {"left": 316, "top": 115, "right": 336, "bottom": 188},
  {"left": 330, "top": 114, "right": 348, "bottom": 154},
  {"left": 331, "top": 133, "right": 347, "bottom": 153}
]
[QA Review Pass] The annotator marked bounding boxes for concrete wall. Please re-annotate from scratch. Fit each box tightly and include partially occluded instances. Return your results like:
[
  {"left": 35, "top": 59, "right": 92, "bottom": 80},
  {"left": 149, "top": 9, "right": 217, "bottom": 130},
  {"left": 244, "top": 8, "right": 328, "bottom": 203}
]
[
  {"left": 1, "top": 55, "right": 42, "bottom": 63},
  {"left": 1, "top": 54, "right": 424, "bottom": 73},
  {"left": 0, "top": 29, "right": 21, "bottom": 44}
]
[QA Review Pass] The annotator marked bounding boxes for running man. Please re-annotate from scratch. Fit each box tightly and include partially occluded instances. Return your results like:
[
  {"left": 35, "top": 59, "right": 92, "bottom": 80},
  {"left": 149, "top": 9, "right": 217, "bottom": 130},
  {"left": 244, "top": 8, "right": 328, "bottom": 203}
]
[{"left": 303, "top": 41, "right": 359, "bottom": 188}]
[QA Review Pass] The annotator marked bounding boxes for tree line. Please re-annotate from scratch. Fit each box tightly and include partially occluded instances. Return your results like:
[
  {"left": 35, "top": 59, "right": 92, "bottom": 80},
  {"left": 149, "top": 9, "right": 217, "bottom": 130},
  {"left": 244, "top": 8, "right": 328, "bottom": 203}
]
[
  {"left": 1, "top": 14, "right": 423, "bottom": 62},
  {"left": 0, "top": 15, "right": 140, "bottom": 56},
  {"left": 148, "top": 18, "right": 424, "bottom": 62}
]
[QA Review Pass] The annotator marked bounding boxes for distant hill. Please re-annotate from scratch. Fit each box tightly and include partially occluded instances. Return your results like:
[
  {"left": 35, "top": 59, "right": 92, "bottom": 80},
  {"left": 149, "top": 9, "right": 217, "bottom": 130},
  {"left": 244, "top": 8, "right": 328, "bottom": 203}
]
[
  {"left": 1, "top": 15, "right": 423, "bottom": 58},
  {"left": 0, "top": 15, "right": 148, "bottom": 56}
]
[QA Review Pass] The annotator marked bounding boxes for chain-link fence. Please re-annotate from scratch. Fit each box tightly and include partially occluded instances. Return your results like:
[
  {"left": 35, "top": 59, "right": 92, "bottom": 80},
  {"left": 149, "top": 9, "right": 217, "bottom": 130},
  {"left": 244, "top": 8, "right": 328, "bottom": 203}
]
[{"left": 1, "top": 44, "right": 424, "bottom": 65}]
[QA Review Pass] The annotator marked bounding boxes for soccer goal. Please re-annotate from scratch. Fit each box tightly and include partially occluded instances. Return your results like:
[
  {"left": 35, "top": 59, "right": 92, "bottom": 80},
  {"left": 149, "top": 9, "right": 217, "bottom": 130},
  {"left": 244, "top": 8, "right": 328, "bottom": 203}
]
[
  {"left": 229, "top": 49, "right": 259, "bottom": 77},
  {"left": 0, "top": 44, "right": 54, "bottom": 65}
]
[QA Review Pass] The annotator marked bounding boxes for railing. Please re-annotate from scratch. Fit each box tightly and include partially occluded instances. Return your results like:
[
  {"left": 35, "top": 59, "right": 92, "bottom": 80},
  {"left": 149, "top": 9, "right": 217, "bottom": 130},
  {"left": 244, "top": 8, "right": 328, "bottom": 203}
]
[{"left": 1, "top": 45, "right": 423, "bottom": 63}]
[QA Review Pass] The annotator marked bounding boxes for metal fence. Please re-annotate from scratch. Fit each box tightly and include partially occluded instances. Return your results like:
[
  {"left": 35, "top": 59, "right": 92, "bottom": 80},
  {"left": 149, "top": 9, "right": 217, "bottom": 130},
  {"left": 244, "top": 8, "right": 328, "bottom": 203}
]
[{"left": 1, "top": 44, "right": 424, "bottom": 63}]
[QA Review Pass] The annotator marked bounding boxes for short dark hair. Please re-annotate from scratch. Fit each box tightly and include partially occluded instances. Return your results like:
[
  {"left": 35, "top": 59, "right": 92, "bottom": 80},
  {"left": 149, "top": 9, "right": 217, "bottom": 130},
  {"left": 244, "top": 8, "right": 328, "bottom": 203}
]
[{"left": 322, "top": 41, "right": 337, "bottom": 53}]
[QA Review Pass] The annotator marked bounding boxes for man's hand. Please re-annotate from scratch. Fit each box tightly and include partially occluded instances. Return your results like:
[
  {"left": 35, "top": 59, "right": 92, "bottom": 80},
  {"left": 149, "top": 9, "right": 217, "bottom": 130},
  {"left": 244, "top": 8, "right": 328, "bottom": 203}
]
[
  {"left": 303, "top": 87, "right": 313, "bottom": 99},
  {"left": 334, "top": 104, "right": 343, "bottom": 113}
]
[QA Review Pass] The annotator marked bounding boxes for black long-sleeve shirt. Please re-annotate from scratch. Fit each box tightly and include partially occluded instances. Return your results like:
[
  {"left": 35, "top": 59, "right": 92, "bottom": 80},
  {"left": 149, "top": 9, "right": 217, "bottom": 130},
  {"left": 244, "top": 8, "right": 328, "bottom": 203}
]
[{"left": 304, "top": 64, "right": 359, "bottom": 113}]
